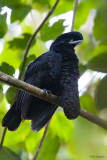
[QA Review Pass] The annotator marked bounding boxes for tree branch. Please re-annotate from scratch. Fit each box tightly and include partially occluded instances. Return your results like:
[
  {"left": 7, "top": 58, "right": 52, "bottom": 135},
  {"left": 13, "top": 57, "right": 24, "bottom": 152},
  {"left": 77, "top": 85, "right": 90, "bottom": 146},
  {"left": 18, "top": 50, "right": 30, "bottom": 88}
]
[
  {"left": 71, "top": 0, "right": 78, "bottom": 31},
  {"left": 0, "top": 71, "right": 107, "bottom": 130}
]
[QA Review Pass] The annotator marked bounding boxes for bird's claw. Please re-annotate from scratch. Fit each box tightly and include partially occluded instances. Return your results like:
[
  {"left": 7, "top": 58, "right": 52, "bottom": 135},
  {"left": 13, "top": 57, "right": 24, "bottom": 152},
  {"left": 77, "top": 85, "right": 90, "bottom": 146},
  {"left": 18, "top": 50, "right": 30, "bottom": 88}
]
[{"left": 43, "top": 89, "right": 51, "bottom": 96}]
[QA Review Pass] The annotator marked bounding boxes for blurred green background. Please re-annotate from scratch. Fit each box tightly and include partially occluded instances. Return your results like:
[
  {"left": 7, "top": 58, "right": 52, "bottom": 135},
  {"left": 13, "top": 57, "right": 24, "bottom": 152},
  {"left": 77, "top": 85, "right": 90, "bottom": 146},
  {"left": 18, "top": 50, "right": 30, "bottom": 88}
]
[{"left": 0, "top": 0, "right": 107, "bottom": 159}]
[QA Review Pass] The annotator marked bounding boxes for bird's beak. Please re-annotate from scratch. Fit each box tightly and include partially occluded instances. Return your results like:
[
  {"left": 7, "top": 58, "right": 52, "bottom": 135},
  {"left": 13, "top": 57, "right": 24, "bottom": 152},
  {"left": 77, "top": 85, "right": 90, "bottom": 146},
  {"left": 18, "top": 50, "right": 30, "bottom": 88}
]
[{"left": 69, "top": 40, "right": 83, "bottom": 46}]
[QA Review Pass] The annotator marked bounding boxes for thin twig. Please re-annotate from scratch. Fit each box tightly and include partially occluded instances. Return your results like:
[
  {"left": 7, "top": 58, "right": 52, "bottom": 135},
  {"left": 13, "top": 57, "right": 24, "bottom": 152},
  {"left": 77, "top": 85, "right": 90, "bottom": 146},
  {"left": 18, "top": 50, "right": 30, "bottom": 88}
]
[
  {"left": 0, "top": 71, "right": 107, "bottom": 130},
  {"left": 0, "top": 127, "right": 7, "bottom": 148},
  {"left": 33, "top": 121, "right": 50, "bottom": 160},
  {"left": 71, "top": 0, "right": 78, "bottom": 31},
  {"left": 18, "top": 0, "right": 60, "bottom": 80}
]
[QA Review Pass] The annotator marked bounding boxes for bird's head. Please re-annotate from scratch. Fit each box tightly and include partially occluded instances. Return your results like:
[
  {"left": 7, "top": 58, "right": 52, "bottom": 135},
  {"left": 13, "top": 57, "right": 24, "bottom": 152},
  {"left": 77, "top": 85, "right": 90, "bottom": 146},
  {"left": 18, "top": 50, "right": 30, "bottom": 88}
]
[{"left": 50, "top": 31, "right": 83, "bottom": 52}]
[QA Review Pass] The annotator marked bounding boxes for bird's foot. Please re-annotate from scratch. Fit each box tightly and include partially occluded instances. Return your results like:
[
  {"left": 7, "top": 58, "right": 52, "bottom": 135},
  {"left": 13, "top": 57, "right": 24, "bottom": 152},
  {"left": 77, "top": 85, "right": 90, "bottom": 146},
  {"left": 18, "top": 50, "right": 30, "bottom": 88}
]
[{"left": 43, "top": 89, "right": 51, "bottom": 96}]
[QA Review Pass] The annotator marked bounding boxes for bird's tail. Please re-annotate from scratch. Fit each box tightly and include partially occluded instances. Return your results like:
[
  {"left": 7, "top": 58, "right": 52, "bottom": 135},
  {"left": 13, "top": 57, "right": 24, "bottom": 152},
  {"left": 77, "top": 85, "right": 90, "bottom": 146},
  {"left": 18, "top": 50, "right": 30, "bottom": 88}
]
[
  {"left": 30, "top": 104, "right": 57, "bottom": 132},
  {"left": 2, "top": 102, "right": 21, "bottom": 131}
]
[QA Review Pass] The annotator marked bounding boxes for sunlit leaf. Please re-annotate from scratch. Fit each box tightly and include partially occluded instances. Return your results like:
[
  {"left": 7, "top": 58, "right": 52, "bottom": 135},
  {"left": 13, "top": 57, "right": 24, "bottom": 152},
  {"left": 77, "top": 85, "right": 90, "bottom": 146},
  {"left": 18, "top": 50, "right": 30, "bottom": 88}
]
[
  {"left": 0, "top": 13, "right": 8, "bottom": 38},
  {"left": 80, "top": 93, "right": 97, "bottom": 114},
  {"left": 5, "top": 87, "right": 16, "bottom": 104},
  {"left": 40, "top": 20, "right": 65, "bottom": 41},
  {"left": 0, "top": 43, "right": 22, "bottom": 69},
  {"left": 33, "top": 0, "right": 50, "bottom": 5},
  {"left": 25, "top": 129, "right": 43, "bottom": 153},
  {"left": 50, "top": 0, "right": 74, "bottom": 15},
  {"left": 75, "top": 0, "right": 100, "bottom": 29},
  {"left": 50, "top": 112, "right": 73, "bottom": 142},
  {"left": 95, "top": 75, "right": 107, "bottom": 110},
  {"left": 3, "top": 121, "right": 31, "bottom": 146}
]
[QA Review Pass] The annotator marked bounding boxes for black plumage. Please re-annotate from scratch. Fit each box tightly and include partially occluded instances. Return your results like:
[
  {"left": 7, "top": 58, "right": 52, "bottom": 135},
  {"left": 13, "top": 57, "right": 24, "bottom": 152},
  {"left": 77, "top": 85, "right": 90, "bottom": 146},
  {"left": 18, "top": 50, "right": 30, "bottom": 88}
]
[{"left": 2, "top": 31, "right": 83, "bottom": 132}]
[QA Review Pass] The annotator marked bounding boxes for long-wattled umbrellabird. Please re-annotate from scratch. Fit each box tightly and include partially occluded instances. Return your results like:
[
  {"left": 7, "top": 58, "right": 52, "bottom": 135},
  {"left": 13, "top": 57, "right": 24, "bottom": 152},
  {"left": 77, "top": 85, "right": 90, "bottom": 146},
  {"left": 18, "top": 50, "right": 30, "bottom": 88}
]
[{"left": 2, "top": 31, "right": 83, "bottom": 132}]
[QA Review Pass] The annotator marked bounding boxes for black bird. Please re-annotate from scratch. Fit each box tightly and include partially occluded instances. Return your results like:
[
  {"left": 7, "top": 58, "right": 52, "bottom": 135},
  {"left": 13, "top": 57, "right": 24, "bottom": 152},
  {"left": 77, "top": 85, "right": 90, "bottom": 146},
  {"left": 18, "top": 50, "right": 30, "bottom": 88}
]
[{"left": 2, "top": 31, "right": 83, "bottom": 132}]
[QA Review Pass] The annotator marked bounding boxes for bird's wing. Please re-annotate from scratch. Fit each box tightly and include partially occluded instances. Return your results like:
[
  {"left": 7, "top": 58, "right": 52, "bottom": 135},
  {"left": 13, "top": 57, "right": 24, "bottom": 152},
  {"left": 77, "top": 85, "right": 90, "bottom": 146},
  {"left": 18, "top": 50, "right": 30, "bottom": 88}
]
[
  {"left": 23, "top": 52, "right": 49, "bottom": 81},
  {"left": 16, "top": 53, "right": 51, "bottom": 119},
  {"left": 16, "top": 51, "right": 62, "bottom": 119},
  {"left": 16, "top": 75, "right": 41, "bottom": 119}
]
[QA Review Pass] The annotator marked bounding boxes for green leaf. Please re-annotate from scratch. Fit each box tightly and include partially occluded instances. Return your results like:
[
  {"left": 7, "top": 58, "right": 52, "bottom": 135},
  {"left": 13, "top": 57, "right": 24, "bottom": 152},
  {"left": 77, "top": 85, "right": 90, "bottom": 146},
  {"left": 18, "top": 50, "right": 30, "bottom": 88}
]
[
  {"left": 50, "top": 0, "right": 74, "bottom": 15},
  {"left": 0, "top": 62, "right": 15, "bottom": 76},
  {"left": 77, "top": 33, "right": 96, "bottom": 63},
  {"left": 0, "top": 13, "right": 8, "bottom": 38},
  {"left": 0, "top": 0, "right": 31, "bottom": 22},
  {"left": 40, "top": 19, "right": 65, "bottom": 41},
  {"left": 50, "top": 112, "right": 73, "bottom": 142},
  {"left": 0, "top": 43, "right": 22, "bottom": 69},
  {"left": 4, "top": 121, "right": 31, "bottom": 146},
  {"left": 95, "top": 75, "right": 107, "bottom": 110},
  {"left": 0, "top": 0, "right": 21, "bottom": 7},
  {"left": 38, "top": 134, "right": 60, "bottom": 160},
  {"left": 79, "top": 63, "right": 87, "bottom": 76},
  {"left": 33, "top": 0, "right": 50, "bottom": 5},
  {"left": 11, "top": 4, "right": 31, "bottom": 23},
  {"left": 93, "top": 1, "right": 107, "bottom": 45},
  {"left": 80, "top": 93, "right": 97, "bottom": 114},
  {"left": 8, "top": 33, "right": 35, "bottom": 50},
  {"left": 25, "top": 130, "right": 43, "bottom": 153},
  {"left": 5, "top": 87, "right": 16, "bottom": 104},
  {"left": 0, "top": 84, "right": 4, "bottom": 103},
  {"left": 74, "top": 0, "right": 100, "bottom": 29},
  {"left": 88, "top": 53, "right": 107, "bottom": 73},
  {"left": 0, "top": 147, "right": 21, "bottom": 160}
]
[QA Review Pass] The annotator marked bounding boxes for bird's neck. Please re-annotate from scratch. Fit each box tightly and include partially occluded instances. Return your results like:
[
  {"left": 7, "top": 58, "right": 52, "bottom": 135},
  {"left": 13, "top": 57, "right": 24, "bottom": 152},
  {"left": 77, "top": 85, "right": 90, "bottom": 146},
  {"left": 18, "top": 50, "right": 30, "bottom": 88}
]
[
  {"left": 51, "top": 44, "right": 75, "bottom": 54},
  {"left": 61, "top": 50, "right": 79, "bottom": 80}
]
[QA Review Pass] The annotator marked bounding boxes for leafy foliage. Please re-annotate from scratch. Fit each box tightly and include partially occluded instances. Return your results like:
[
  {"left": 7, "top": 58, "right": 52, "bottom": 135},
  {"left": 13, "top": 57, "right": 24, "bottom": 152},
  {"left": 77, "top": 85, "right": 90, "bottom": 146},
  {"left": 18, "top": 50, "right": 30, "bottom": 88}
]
[
  {"left": 6, "top": 87, "right": 16, "bottom": 104},
  {"left": 93, "top": 1, "right": 107, "bottom": 45},
  {"left": 95, "top": 75, "right": 107, "bottom": 110},
  {"left": 0, "top": 84, "right": 4, "bottom": 103},
  {"left": 0, "top": 0, "right": 107, "bottom": 159},
  {"left": 0, "top": 0, "right": 31, "bottom": 22},
  {"left": 0, "top": 62, "right": 15, "bottom": 76},
  {"left": 88, "top": 53, "right": 107, "bottom": 73},
  {"left": 50, "top": 0, "right": 74, "bottom": 15},
  {"left": 40, "top": 20, "right": 65, "bottom": 41},
  {"left": 0, "top": 13, "right": 8, "bottom": 38},
  {"left": 8, "top": 33, "right": 35, "bottom": 50},
  {"left": 0, "top": 147, "right": 21, "bottom": 160}
]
